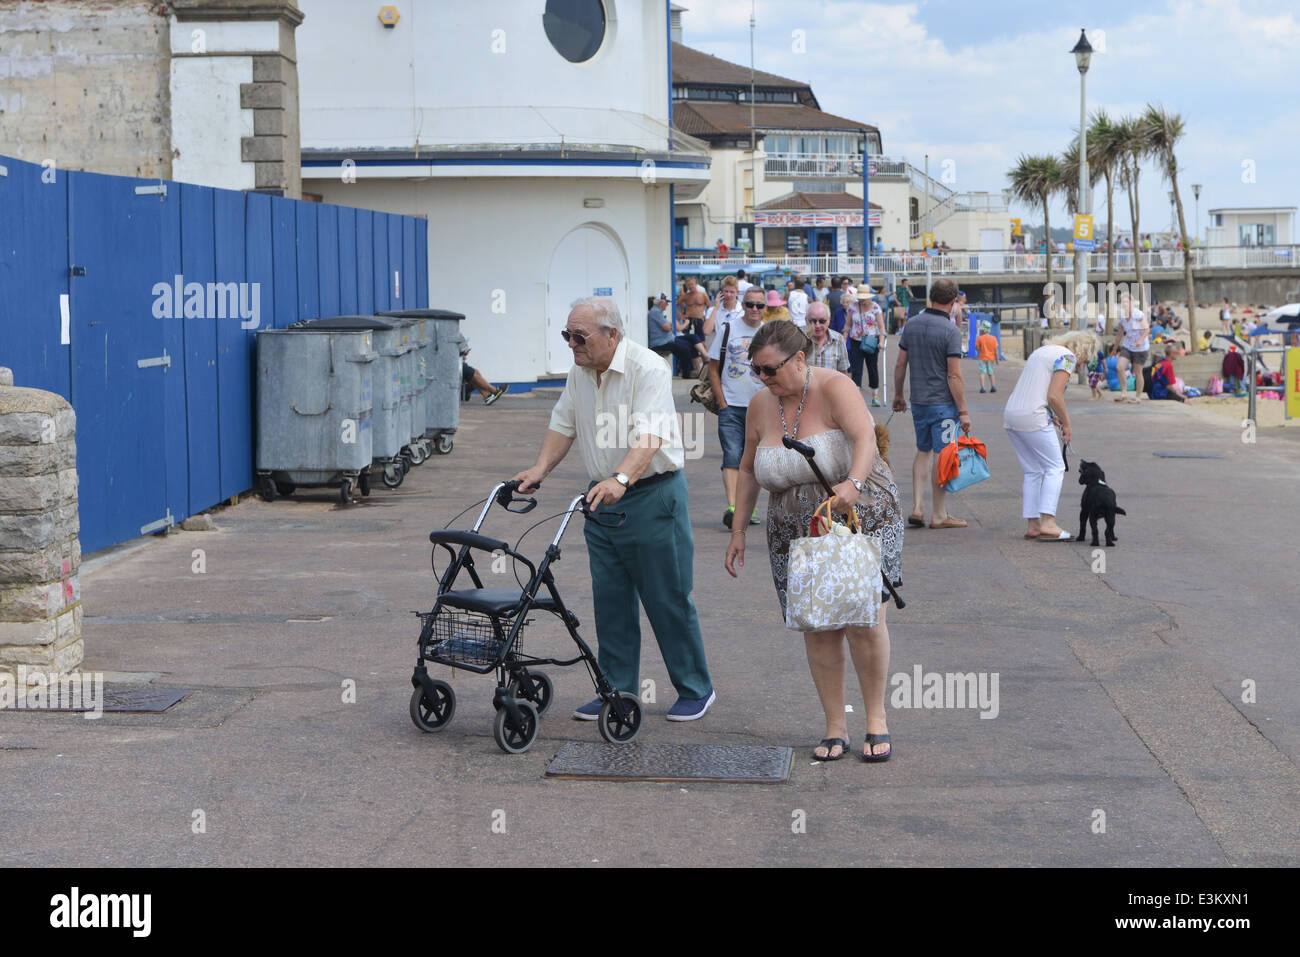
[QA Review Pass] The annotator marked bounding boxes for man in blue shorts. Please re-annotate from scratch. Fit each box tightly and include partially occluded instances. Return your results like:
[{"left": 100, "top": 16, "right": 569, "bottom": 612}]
[
  {"left": 892, "top": 278, "right": 971, "bottom": 529},
  {"left": 708, "top": 285, "right": 767, "bottom": 528}
]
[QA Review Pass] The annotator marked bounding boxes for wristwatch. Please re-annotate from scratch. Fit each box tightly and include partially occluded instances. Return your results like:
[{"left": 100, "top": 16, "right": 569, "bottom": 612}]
[
  {"left": 848, "top": 478, "right": 866, "bottom": 493},
  {"left": 612, "top": 472, "right": 631, "bottom": 488}
]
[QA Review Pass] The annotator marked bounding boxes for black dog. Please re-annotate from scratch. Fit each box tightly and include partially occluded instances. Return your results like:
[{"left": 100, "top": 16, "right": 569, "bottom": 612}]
[{"left": 1076, "top": 460, "right": 1126, "bottom": 546}]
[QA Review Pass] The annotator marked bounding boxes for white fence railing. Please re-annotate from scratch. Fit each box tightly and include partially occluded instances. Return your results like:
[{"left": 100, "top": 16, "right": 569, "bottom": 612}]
[
  {"left": 674, "top": 246, "right": 1300, "bottom": 279},
  {"left": 764, "top": 152, "right": 863, "bottom": 179}
]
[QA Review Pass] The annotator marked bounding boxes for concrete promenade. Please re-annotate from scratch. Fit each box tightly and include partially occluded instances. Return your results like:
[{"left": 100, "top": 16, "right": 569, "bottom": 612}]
[{"left": 2, "top": 348, "right": 1298, "bottom": 867}]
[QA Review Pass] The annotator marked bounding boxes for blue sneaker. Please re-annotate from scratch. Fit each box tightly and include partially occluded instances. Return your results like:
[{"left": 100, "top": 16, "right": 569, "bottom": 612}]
[
  {"left": 666, "top": 689, "right": 716, "bottom": 722},
  {"left": 572, "top": 698, "right": 602, "bottom": 721}
]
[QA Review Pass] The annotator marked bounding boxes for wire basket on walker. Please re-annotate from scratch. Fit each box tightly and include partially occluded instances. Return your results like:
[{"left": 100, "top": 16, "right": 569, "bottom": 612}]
[{"left": 410, "top": 479, "right": 643, "bottom": 754}]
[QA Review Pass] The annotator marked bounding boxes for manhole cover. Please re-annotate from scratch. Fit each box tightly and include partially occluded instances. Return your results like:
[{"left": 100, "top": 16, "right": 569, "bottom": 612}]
[
  {"left": 9, "top": 688, "right": 192, "bottom": 714},
  {"left": 544, "top": 742, "right": 793, "bottom": 783},
  {"left": 1151, "top": 452, "right": 1225, "bottom": 459}
]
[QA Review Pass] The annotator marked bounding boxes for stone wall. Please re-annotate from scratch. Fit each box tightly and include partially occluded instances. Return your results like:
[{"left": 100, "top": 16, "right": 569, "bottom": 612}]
[
  {"left": 0, "top": 0, "right": 173, "bottom": 179},
  {"left": 0, "top": 368, "right": 82, "bottom": 681}
]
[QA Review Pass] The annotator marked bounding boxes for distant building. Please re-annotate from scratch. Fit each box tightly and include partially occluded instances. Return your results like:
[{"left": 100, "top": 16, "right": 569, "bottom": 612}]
[
  {"left": 1206, "top": 208, "right": 1295, "bottom": 247},
  {"left": 668, "top": 30, "right": 1008, "bottom": 258},
  {"left": 297, "top": 0, "right": 709, "bottom": 383}
]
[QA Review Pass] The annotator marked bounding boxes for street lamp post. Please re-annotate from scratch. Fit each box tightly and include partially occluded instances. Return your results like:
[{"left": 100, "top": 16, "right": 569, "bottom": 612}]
[
  {"left": 1071, "top": 29, "right": 1093, "bottom": 330},
  {"left": 1192, "top": 183, "right": 1202, "bottom": 244}
]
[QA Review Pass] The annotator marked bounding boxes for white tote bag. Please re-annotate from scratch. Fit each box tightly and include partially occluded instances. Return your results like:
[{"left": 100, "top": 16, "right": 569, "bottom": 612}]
[{"left": 785, "top": 499, "right": 884, "bottom": 632}]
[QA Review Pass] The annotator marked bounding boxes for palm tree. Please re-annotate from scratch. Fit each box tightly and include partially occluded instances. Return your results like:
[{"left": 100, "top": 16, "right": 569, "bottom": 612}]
[
  {"left": 1115, "top": 115, "right": 1151, "bottom": 312},
  {"left": 1008, "top": 154, "right": 1064, "bottom": 317},
  {"left": 1090, "top": 110, "right": 1126, "bottom": 332},
  {"left": 1143, "top": 104, "right": 1197, "bottom": 346}
]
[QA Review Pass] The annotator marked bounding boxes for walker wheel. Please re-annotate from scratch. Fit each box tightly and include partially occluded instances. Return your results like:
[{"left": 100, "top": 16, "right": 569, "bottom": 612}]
[
  {"left": 598, "top": 692, "right": 642, "bottom": 744},
  {"left": 493, "top": 700, "right": 539, "bottom": 754},
  {"left": 410, "top": 681, "right": 455, "bottom": 732},
  {"left": 516, "top": 671, "right": 553, "bottom": 716}
]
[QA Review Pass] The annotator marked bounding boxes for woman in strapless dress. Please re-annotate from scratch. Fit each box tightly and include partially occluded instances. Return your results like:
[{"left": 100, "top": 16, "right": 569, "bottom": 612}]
[{"left": 724, "top": 321, "right": 903, "bottom": 763}]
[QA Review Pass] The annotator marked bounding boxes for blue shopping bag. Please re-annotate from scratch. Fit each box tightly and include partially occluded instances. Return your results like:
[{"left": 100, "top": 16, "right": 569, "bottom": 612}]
[{"left": 943, "top": 444, "right": 990, "bottom": 493}]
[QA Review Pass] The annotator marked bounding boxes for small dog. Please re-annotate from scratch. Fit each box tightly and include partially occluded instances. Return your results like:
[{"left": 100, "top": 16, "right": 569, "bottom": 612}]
[{"left": 1076, "top": 460, "right": 1126, "bottom": 547}]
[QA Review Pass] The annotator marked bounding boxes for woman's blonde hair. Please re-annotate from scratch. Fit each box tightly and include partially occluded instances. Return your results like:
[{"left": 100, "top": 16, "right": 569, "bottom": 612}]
[{"left": 1047, "top": 330, "right": 1101, "bottom": 363}]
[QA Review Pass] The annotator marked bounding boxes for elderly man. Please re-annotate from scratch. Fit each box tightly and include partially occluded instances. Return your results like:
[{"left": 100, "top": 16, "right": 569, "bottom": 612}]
[
  {"left": 805, "top": 300, "right": 850, "bottom": 374},
  {"left": 512, "top": 298, "right": 716, "bottom": 722}
]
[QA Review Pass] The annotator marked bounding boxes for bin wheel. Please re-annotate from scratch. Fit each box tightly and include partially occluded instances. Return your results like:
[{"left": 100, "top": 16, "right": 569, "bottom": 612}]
[
  {"left": 517, "top": 671, "right": 553, "bottom": 716},
  {"left": 339, "top": 479, "right": 353, "bottom": 504},
  {"left": 276, "top": 481, "right": 296, "bottom": 496},
  {"left": 493, "top": 700, "right": 539, "bottom": 754},
  {"left": 435, "top": 435, "right": 454, "bottom": 455},
  {"left": 259, "top": 476, "right": 276, "bottom": 502},
  {"left": 409, "top": 681, "right": 455, "bottom": 732},
  {"left": 598, "top": 692, "right": 642, "bottom": 744},
  {"left": 359, "top": 471, "right": 371, "bottom": 497},
  {"left": 381, "top": 463, "right": 404, "bottom": 489}
]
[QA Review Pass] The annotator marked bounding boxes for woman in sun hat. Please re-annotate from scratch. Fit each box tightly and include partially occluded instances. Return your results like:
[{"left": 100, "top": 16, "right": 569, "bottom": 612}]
[
  {"left": 846, "top": 286, "right": 885, "bottom": 405},
  {"left": 764, "top": 288, "right": 790, "bottom": 323}
]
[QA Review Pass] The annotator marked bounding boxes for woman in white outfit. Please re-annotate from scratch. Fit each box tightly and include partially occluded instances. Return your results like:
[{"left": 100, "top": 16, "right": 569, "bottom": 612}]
[{"left": 1002, "top": 331, "right": 1101, "bottom": 540}]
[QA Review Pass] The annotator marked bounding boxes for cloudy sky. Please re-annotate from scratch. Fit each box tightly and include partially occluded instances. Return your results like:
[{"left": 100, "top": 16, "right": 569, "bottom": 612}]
[{"left": 678, "top": 0, "right": 1298, "bottom": 237}]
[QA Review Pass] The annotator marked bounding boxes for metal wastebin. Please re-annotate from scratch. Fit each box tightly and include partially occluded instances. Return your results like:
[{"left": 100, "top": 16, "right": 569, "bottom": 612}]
[
  {"left": 329, "top": 315, "right": 412, "bottom": 488},
  {"left": 256, "top": 317, "right": 379, "bottom": 504},
  {"left": 378, "top": 308, "right": 465, "bottom": 455}
]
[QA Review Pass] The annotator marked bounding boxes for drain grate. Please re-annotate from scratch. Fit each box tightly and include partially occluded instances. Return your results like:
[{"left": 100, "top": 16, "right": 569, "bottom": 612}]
[
  {"left": 1152, "top": 452, "right": 1225, "bottom": 459},
  {"left": 545, "top": 741, "right": 793, "bottom": 783},
  {"left": 6, "top": 688, "right": 191, "bottom": 714}
]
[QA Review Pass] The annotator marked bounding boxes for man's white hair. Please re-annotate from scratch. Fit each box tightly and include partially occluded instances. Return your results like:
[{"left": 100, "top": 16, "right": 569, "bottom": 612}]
[
  {"left": 570, "top": 297, "right": 625, "bottom": 336},
  {"left": 806, "top": 300, "right": 830, "bottom": 321}
]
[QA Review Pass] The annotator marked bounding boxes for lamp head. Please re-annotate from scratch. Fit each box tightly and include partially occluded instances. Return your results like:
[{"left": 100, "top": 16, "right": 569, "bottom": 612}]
[{"left": 1071, "top": 29, "right": 1093, "bottom": 73}]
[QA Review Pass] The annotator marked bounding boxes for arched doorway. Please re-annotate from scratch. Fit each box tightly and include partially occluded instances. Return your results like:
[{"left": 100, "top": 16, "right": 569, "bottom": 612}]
[{"left": 546, "top": 223, "right": 630, "bottom": 375}]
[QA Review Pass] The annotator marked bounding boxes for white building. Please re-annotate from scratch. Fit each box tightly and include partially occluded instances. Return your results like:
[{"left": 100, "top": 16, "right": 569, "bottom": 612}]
[
  {"left": 296, "top": 0, "right": 709, "bottom": 383},
  {"left": 668, "top": 37, "right": 1008, "bottom": 260},
  {"left": 1205, "top": 207, "right": 1295, "bottom": 247}
]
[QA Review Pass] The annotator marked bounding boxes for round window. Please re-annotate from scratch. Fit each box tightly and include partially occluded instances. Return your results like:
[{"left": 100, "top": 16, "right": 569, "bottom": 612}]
[{"left": 543, "top": 0, "right": 607, "bottom": 63}]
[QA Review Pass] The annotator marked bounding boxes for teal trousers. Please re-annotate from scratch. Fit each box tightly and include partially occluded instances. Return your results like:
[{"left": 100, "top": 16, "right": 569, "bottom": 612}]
[{"left": 582, "top": 471, "right": 713, "bottom": 699}]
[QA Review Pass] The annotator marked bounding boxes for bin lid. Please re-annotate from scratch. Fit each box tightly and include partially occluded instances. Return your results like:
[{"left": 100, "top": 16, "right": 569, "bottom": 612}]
[
  {"left": 290, "top": 315, "right": 394, "bottom": 331},
  {"left": 378, "top": 309, "right": 466, "bottom": 321}
]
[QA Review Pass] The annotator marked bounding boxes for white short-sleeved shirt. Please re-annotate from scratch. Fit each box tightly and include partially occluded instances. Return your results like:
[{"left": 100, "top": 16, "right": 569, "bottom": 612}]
[
  {"left": 1003, "top": 344, "right": 1077, "bottom": 432},
  {"left": 548, "top": 338, "right": 684, "bottom": 480},
  {"left": 788, "top": 289, "right": 809, "bottom": 325},
  {"left": 707, "top": 317, "right": 764, "bottom": 408},
  {"left": 1119, "top": 310, "right": 1150, "bottom": 352},
  {"left": 737, "top": 279, "right": 752, "bottom": 296}
]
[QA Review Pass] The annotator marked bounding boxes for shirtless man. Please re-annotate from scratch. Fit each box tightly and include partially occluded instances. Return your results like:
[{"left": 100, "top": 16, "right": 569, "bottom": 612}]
[{"left": 677, "top": 278, "right": 712, "bottom": 375}]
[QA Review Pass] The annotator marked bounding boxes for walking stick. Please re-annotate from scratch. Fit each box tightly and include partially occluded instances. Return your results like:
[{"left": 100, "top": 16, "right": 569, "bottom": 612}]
[{"left": 782, "top": 436, "right": 905, "bottom": 610}]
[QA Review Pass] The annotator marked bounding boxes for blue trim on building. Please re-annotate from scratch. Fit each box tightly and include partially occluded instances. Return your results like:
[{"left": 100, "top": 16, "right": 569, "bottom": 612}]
[{"left": 301, "top": 157, "right": 708, "bottom": 170}]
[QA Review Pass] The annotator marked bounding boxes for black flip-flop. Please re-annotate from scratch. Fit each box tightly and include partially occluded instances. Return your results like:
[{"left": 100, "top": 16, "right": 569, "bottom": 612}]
[
  {"left": 862, "top": 733, "right": 891, "bottom": 763},
  {"left": 907, "top": 515, "right": 925, "bottom": 528},
  {"left": 813, "top": 738, "right": 849, "bottom": 761}
]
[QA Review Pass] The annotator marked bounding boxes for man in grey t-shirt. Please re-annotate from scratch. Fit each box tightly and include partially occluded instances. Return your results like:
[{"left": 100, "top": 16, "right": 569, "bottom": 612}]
[{"left": 893, "top": 278, "right": 971, "bottom": 529}]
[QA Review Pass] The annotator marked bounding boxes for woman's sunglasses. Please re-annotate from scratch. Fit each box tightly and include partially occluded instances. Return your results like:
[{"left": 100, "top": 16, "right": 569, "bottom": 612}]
[{"left": 750, "top": 352, "right": 797, "bottom": 377}]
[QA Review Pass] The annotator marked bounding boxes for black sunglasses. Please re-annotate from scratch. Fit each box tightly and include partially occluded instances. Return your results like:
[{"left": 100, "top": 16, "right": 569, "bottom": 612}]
[
  {"left": 750, "top": 352, "right": 798, "bottom": 377},
  {"left": 742, "top": 300, "right": 766, "bottom": 309},
  {"left": 561, "top": 329, "right": 604, "bottom": 345}
]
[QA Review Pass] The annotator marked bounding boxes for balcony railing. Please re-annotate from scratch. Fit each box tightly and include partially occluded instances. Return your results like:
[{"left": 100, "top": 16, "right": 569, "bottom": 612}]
[
  {"left": 763, "top": 151, "right": 864, "bottom": 179},
  {"left": 674, "top": 245, "right": 1300, "bottom": 280}
]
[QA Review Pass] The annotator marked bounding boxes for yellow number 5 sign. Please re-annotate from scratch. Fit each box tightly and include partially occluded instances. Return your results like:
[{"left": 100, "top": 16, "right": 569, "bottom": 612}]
[{"left": 1074, "top": 215, "right": 1094, "bottom": 241}]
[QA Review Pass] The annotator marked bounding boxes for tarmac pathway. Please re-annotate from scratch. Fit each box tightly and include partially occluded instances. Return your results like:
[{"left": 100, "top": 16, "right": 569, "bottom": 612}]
[{"left": 2, "top": 349, "right": 1297, "bottom": 866}]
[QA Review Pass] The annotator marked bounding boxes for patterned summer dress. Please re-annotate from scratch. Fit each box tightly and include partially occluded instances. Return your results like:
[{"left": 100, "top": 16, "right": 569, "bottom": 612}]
[{"left": 753, "top": 429, "right": 903, "bottom": 629}]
